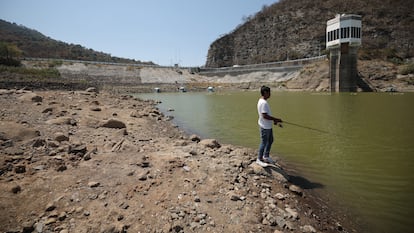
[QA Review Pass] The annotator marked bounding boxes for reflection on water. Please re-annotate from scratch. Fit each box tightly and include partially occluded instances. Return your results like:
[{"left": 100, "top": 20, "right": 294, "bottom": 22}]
[{"left": 135, "top": 91, "right": 414, "bottom": 233}]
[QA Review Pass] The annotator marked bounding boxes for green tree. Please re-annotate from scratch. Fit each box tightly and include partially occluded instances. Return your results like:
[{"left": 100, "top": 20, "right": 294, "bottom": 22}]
[{"left": 0, "top": 42, "right": 22, "bottom": 66}]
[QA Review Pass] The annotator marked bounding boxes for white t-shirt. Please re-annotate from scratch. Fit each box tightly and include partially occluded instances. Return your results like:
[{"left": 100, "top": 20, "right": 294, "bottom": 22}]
[{"left": 257, "top": 98, "right": 273, "bottom": 129}]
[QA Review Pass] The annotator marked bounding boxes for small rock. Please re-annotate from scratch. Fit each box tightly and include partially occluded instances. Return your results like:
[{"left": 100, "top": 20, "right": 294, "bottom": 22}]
[
  {"left": 31, "top": 138, "right": 46, "bottom": 148},
  {"left": 261, "top": 183, "right": 271, "bottom": 189},
  {"left": 48, "top": 140, "right": 60, "bottom": 148},
  {"left": 35, "top": 222, "right": 44, "bottom": 233},
  {"left": 289, "top": 185, "right": 303, "bottom": 196},
  {"left": 88, "top": 181, "right": 100, "bottom": 188},
  {"left": 275, "top": 216, "right": 286, "bottom": 228},
  {"left": 68, "top": 144, "right": 87, "bottom": 156},
  {"left": 11, "top": 185, "right": 21, "bottom": 194},
  {"left": 285, "top": 221, "right": 296, "bottom": 230},
  {"left": 42, "top": 107, "right": 54, "bottom": 113},
  {"left": 199, "top": 139, "right": 221, "bottom": 149},
  {"left": 21, "top": 221, "right": 34, "bottom": 233},
  {"left": 54, "top": 132, "right": 69, "bottom": 142},
  {"left": 58, "top": 212, "right": 67, "bottom": 221},
  {"left": 44, "top": 217, "right": 57, "bottom": 225},
  {"left": 183, "top": 166, "right": 191, "bottom": 172},
  {"left": 90, "top": 107, "right": 102, "bottom": 111},
  {"left": 171, "top": 224, "right": 183, "bottom": 232},
  {"left": 75, "top": 207, "right": 84, "bottom": 213},
  {"left": 46, "top": 117, "right": 76, "bottom": 126},
  {"left": 190, "top": 134, "right": 201, "bottom": 143},
  {"left": 248, "top": 162, "right": 269, "bottom": 176},
  {"left": 336, "top": 222, "right": 343, "bottom": 231},
  {"left": 138, "top": 171, "right": 149, "bottom": 181},
  {"left": 119, "top": 202, "right": 129, "bottom": 209},
  {"left": 302, "top": 225, "right": 317, "bottom": 233},
  {"left": 34, "top": 165, "right": 45, "bottom": 171},
  {"left": 230, "top": 195, "right": 241, "bottom": 201},
  {"left": 14, "top": 165, "right": 26, "bottom": 174},
  {"left": 285, "top": 207, "right": 299, "bottom": 219},
  {"left": 139, "top": 161, "right": 150, "bottom": 168},
  {"left": 56, "top": 165, "right": 67, "bottom": 172},
  {"left": 45, "top": 203, "right": 56, "bottom": 211},
  {"left": 85, "top": 87, "right": 98, "bottom": 93},
  {"left": 83, "top": 153, "right": 92, "bottom": 161},
  {"left": 174, "top": 140, "right": 188, "bottom": 146},
  {"left": 275, "top": 193, "right": 286, "bottom": 200}
]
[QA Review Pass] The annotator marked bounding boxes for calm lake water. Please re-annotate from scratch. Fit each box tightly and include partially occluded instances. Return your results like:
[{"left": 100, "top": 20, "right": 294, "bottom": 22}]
[{"left": 136, "top": 91, "right": 414, "bottom": 233}]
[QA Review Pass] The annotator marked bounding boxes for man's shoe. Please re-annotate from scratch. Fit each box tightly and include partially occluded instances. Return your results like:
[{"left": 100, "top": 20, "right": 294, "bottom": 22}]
[
  {"left": 263, "top": 157, "right": 275, "bottom": 164},
  {"left": 256, "top": 158, "right": 268, "bottom": 167}
]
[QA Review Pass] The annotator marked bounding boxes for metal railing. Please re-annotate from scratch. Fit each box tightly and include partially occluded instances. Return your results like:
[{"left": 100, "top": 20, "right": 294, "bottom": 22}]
[{"left": 199, "top": 55, "right": 327, "bottom": 74}]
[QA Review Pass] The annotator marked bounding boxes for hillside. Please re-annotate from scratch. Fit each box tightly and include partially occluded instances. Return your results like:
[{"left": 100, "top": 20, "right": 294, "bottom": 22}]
[
  {"left": 206, "top": 0, "right": 414, "bottom": 67},
  {"left": 0, "top": 19, "right": 154, "bottom": 65}
]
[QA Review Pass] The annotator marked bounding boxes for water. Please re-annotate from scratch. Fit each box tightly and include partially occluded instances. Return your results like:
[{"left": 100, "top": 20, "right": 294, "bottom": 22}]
[{"left": 136, "top": 91, "right": 414, "bottom": 233}]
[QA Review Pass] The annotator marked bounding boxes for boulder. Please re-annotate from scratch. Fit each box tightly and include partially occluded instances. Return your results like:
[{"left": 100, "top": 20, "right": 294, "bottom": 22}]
[
  {"left": 100, "top": 119, "right": 126, "bottom": 129},
  {"left": 69, "top": 144, "right": 87, "bottom": 156},
  {"left": 85, "top": 87, "right": 98, "bottom": 93},
  {"left": 88, "top": 181, "right": 100, "bottom": 188},
  {"left": 46, "top": 117, "right": 76, "bottom": 126},
  {"left": 190, "top": 134, "right": 201, "bottom": 143},
  {"left": 54, "top": 132, "right": 69, "bottom": 142},
  {"left": 18, "top": 92, "right": 43, "bottom": 103},
  {"left": 199, "top": 139, "right": 221, "bottom": 149},
  {"left": 248, "top": 162, "right": 267, "bottom": 175}
]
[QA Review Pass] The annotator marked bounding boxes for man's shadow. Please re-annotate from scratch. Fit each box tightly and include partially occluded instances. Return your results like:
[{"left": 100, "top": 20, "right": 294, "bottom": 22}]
[
  {"left": 264, "top": 165, "right": 324, "bottom": 189},
  {"left": 288, "top": 174, "right": 325, "bottom": 189}
]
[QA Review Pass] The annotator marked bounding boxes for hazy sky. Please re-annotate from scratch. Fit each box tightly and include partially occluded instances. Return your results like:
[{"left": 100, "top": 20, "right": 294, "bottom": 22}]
[{"left": 1, "top": 0, "right": 278, "bottom": 66}]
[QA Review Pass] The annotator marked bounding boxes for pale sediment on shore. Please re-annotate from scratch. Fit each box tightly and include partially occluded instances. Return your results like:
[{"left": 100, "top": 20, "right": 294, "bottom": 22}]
[{"left": 0, "top": 89, "right": 355, "bottom": 232}]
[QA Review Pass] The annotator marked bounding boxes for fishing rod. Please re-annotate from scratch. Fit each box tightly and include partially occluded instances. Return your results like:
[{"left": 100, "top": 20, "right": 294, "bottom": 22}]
[{"left": 278, "top": 120, "right": 348, "bottom": 138}]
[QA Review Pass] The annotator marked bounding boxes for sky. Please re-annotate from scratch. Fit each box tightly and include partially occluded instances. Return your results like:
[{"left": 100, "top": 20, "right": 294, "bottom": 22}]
[{"left": 0, "top": 0, "right": 278, "bottom": 67}]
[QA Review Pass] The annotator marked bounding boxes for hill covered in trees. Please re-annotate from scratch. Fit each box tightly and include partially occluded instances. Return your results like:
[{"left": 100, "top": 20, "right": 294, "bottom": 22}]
[
  {"left": 206, "top": 0, "right": 414, "bottom": 67},
  {"left": 0, "top": 19, "right": 154, "bottom": 65}
]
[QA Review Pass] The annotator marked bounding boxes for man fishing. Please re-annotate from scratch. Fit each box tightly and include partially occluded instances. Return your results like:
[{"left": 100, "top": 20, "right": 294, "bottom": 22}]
[{"left": 256, "top": 86, "right": 282, "bottom": 166}]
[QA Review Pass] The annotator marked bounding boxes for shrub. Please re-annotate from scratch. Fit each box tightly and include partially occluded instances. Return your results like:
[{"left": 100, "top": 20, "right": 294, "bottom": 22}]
[
  {"left": 0, "top": 58, "right": 21, "bottom": 66},
  {"left": 399, "top": 63, "right": 414, "bottom": 75},
  {"left": 48, "top": 60, "right": 63, "bottom": 68}
]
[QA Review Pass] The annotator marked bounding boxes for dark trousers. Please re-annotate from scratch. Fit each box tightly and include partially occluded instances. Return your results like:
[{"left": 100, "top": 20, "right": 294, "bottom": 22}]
[{"left": 258, "top": 127, "right": 273, "bottom": 160}]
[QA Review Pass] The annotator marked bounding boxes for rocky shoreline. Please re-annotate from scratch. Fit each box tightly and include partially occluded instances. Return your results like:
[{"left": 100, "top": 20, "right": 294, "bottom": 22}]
[{"left": 0, "top": 88, "right": 358, "bottom": 233}]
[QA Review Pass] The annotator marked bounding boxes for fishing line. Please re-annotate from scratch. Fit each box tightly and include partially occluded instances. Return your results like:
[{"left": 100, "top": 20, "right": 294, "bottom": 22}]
[
  {"left": 279, "top": 120, "right": 350, "bottom": 139},
  {"left": 280, "top": 120, "right": 397, "bottom": 151}
]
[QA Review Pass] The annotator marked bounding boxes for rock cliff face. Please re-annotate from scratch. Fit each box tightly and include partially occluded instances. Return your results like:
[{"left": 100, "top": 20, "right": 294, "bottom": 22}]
[{"left": 206, "top": 0, "right": 414, "bottom": 67}]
